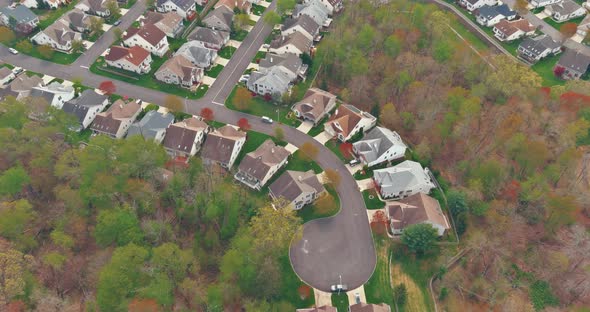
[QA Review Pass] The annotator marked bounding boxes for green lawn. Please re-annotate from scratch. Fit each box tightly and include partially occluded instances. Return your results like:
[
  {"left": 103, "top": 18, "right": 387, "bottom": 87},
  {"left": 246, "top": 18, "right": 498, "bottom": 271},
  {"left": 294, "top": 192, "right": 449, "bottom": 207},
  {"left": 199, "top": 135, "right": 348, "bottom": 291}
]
[
  {"left": 226, "top": 87, "right": 302, "bottom": 127},
  {"left": 532, "top": 54, "right": 566, "bottom": 86},
  {"left": 543, "top": 15, "right": 586, "bottom": 30},
  {"left": 363, "top": 189, "right": 385, "bottom": 210},
  {"left": 307, "top": 122, "right": 325, "bottom": 137},
  {"left": 279, "top": 255, "right": 315, "bottom": 308},
  {"left": 25, "top": 47, "right": 82, "bottom": 65},
  {"left": 205, "top": 64, "right": 224, "bottom": 78},
  {"left": 231, "top": 29, "right": 249, "bottom": 41},
  {"left": 325, "top": 139, "right": 350, "bottom": 162},
  {"left": 122, "top": 0, "right": 137, "bottom": 9},
  {"left": 252, "top": 4, "right": 266, "bottom": 16},
  {"left": 365, "top": 238, "right": 395, "bottom": 308},
  {"left": 297, "top": 185, "right": 339, "bottom": 223},
  {"left": 285, "top": 150, "right": 323, "bottom": 173},
  {"left": 85, "top": 31, "right": 103, "bottom": 42},
  {"left": 218, "top": 46, "right": 237, "bottom": 59},
  {"left": 448, "top": 19, "right": 489, "bottom": 52},
  {"left": 331, "top": 293, "right": 349, "bottom": 312},
  {"left": 235, "top": 130, "right": 288, "bottom": 165},
  {"left": 90, "top": 56, "right": 207, "bottom": 99},
  {"left": 253, "top": 50, "right": 267, "bottom": 62},
  {"left": 33, "top": 0, "right": 80, "bottom": 30}
]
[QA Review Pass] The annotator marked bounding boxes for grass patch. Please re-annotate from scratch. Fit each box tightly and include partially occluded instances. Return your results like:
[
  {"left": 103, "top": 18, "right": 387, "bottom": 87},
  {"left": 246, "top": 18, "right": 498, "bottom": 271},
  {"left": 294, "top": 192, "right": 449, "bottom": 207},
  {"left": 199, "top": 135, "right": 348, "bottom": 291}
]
[
  {"left": 365, "top": 238, "right": 394, "bottom": 308},
  {"left": 448, "top": 19, "right": 489, "bottom": 52},
  {"left": 363, "top": 189, "right": 385, "bottom": 210},
  {"left": 69, "top": 128, "right": 93, "bottom": 144},
  {"left": 218, "top": 46, "right": 236, "bottom": 59},
  {"left": 33, "top": 0, "right": 80, "bottom": 30},
  {"left": 286, "top": 150, "right": 323, "bottom": 173},
  {"left": 90, "top": 56, "right": 207, "bottom": 99},
  {"left": 231, "top": 29, "right": 249, "bottom": 41},
  {"left": 253, "top": 50, "right": 266, "bottom": 62},
  {"left": 278, "top": 255, "right": 315, "bottom": 308},
  {"left": 325, "top": 139, "right": 349, "bottom": 162},
  {"left": 331, "top": 293, "right": 349, "bottom": 312},
  {"left": 235, "top": 130, "right": 288, "bottom": 165},
  {"left": 85, "top": 31, "right": 103, "bottom": 42},
  {"left": 205, "top": 64, "right": 224, "bottom": 78},
  {"left": 122, "top": 0, "right": 137, "bottom": 9},
  {"left": 208, "top": 120, "right": 226, "bottom": 128},
  {"left": 531, "top": 54, "right": 565, "bottom": 86},
  {"left": 297, "top": 185, "right": 339, "bottom": 223},
  {"left": 543, "top": 15, "right": 586, "bottom": 30},
  {"left": 252, "top": 4, "right": 266, "bottom": 16},
  {"left": 226, "top": 86, "right": 302, "bottom": 127}
]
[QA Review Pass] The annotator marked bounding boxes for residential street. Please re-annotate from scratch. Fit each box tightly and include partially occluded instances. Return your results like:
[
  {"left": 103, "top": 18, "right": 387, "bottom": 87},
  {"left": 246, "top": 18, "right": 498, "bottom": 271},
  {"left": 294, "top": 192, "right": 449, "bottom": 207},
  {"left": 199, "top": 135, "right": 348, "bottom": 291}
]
[{"left": 0, "top": 0, "right": 376, "bottom": 293}]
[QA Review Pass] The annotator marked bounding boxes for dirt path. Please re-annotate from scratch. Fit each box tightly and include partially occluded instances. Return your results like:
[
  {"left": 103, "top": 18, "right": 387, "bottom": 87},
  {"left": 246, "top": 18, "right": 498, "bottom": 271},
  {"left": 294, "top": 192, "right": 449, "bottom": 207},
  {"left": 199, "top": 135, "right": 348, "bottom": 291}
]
[{"left": 390, "top": 263, "right": 428, "bottom": 312}]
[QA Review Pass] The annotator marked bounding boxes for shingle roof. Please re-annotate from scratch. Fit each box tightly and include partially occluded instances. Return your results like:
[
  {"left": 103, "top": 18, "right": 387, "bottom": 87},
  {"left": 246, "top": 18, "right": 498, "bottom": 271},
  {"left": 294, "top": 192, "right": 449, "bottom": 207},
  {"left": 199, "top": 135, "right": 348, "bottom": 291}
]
[
  {"left": 494, "top": 19, "right": 536, "bottom": 36},
  {"left": 203, "top": 6, "right": 234, "bottom": 30},
  {"left": 128, "top": 110, "right": 175, "bottom": 140},
  {"left": 248, "top": 67, "right": 293, "bottom": 94},
  {"left": 62, "top": 90, "right": 108, "bottom": 123},
  {"left": 123, "top": 24, "right": 166, "bottom": 46},
  {"left": 105, "top": 45, "right": 151, "bottom": 66},
  {"left": 282, "top": 14, "right": 320, "bottom": 37},
  {"left": 201, "top": 125, "right": 246, "bottom": 165},
  {"left": 157, "top": 0, "right": 194, "bottom": 11},
  {"left": 162, "top": 117, "right": 207, "bottom": 151},
  {"left": 0, "top": 5, "right": 37, "bottom": 25},
  {"left": 269, "top": 170, "right": 325, "bottom": 204},
  {"left": 187, "top": 26, "right": 229, "bottom": 47},
  {"left": 259, "top": 52, "right": 303, "bottom": 78},
  {"left": 352, "top": 126, "right": 406, "bottom": 164},
  {"left": 373, "top": 160, "right": 433, "bottom": 194},
  {"left": 270, "top": 31, "right": 313, "bottom": 54},
  {"left": 90, "top": 100, "right": 141, "bottom": 135},
  {"left": 142, "top": 11, "right": 183, "bottom": 31},
  {"left": 175, "top": 41, "right": 216, "bottom": 67},
  {"left": 237, "top": 139, "right": 290, "bottom": 181},
  {"left": 519, "top": 35, "right": 561, "bottom": 56},
  {"left": 297, "top": 306, "right": 338, "bottom": 312},
  {"left": 387, "top": 193, "right": 450, "bottom": 232},
  {"left": 292, "top": 87, "right": 336, "bottom": 122},
  {"left": 38, "top": 19, "right": 81, "bottom": 46},
  {"left": 547, "top": 0, "right": 583, "bottom": 16},
  {"left": 557, "top": 48, "right": 590, "bottom": 73},
  {"left": 63, "top": 9, "right": 91, "bottom": 30},
  {"left": 326, "top": 104, "right": 364, "bottom": 138},
  {"left": 156, "top": 54, "right": 202, "bottom": 84},
  {"left": 0, "top": 67, "right": 13, "bottom": 80},
  {"left": 5, "top": 74, "right": 42, "bottom": 92},
  {"left": 215, "top": 0, "right": 251, "bottom": 12},
  {"left": 349, "top": 303, "right": 391, "bottom": 312}
]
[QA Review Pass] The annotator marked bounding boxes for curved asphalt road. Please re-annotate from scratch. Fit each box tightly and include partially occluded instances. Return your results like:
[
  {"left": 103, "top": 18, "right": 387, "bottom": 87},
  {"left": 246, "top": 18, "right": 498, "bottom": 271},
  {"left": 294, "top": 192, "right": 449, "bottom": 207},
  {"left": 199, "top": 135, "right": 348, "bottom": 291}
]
[{"left": 0, "top": 0, "right": 376, "bottom": 292}]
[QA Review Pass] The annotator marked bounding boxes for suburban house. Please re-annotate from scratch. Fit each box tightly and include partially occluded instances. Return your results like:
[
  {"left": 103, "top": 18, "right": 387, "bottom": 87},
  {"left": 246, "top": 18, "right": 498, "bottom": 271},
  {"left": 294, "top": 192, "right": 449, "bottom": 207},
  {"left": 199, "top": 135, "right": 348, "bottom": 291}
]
[
  {"left": 61, "top": 89, "right": 109, "bottom": 130},
  {"left": 529, "top": 0, "right": 562, "bottom": 8},
  {"left": 196, "top": 0, "right": 208, "bottom": 5},
  {"left": 90, "top": 99, "right": 142, "bottom": 138},
  {"left": 292, "top": 87, "right": 337, "bottom": 125},
  {"left": 349, "top": 302, "right": 391, "bottom": 312},
  {"left": 247, "top": 67, "right": 293, "bottom": 97},
  {"left": 123, "top": 24, "right": 169, "bottom": 57},
  {"left": 554, "top": 48, "right": 590, "bottom": 79},
  {"left": 20, "top": 0, "right": 68, "bottom": 8},
  {"left": 492, "top": 19, "right": 536, "bottom": 41},
  {"left": 577, "top": 15, "right": 590, "bottom": 37},
  {"left": 0, "top": 74, "right": 43, "bottom": 100},
  {"left": 202, "top": 6, "right": 234, "bottom": 32},
  {"left": 201, "top": 125, "right": 247, "bottom": 169},
  {"left": 215, "top": 0, "right": 252, "bottom": 14},
  {"left": 162, "top": 117, "right": 209, "bottom": 157},
  {"left": 475, "top": 4, "right": 516, "bottom": 27},
  {"left": 269, "top": 32, "right": 313, "bottom": 56},
  {"left": 373, "top": 160, "right": 435, "bottom": 200},
  {"left": 269, "top": 170, "right": 326, "bottom": 209},
  {"left": 544, "top": 0, "right": 586, "bottom": 23},
  {"left": 62, "top": 9, "right": 92, "bottom": 33},
  {"left": 296, "top": 307, "right": 336, "bottom": 312},
  {"left": 0, "top": 5, "right": 39, "bottom": 34},
  {"left": 155, "top": 54, "right": 204, "bottom": 87},
  {"left": 155, "top": 0, "right": 197, "bottom": 20},
  {"left": 294, "top": 0, "right": 332, "bottom": 27},
  {"left": 323, "top": 104, "right": 377, "bottom": 142},
  {"left": 0, "top": 67, "right": 15, "bottom": 86},
  {"left": 303, "top": 0, "right": 343, "bottom": 15},
  {"left": 29, "top": 81, "right": 75, "bottom": 109},
  {"left": 387, "top": 193, "right": 450, "bottom": 237},
  {"left": 282, "top": 15, "right": 321, "bottom": 41},
  {"left": 76, "top": 0, "right": 113, "bottom": 17},
  {"left": 517, "top": 35, "right": 561, "bottom": 64},
  {"left": 141, "top": 11, "right": 184, "bottom": 38},
  {"left": 259, "top": 53, "right": 308, "bottom": 80},
  {"left": 40, "top": 0, "right": 69, "bottom": 9},
  {"left": 352, "top": 126, "right": 407, "bottom": 168},
  {"left": 458, "top": 0, "right": 497, "bottom": 12},
  {"left": 127, "top": 110, "right": 175, "bottom": 143},
  {"left": 105, "top": 45, "right": 153, "bottom": 74},
  {"left": 235, "top": 139, "right": 290, "bottom": 190},
  {"left": 187, "top": 27, "right": 230, "bottom": 50},
  {"left": 31, "top": 19, "right": 83, "bottom": 52},
  {"left": 175, "top": 41, "right": 218, "bottom": 69}
]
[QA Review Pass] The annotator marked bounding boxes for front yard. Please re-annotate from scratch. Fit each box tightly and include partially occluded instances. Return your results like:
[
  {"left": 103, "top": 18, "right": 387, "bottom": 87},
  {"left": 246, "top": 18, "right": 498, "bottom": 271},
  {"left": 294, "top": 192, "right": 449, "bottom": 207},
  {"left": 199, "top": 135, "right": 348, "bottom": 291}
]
[
  {"left": 285, "top": 150, "right": 323, "bottom": 174},
  {"left": 252, "top": 4, "right": 266, "bottom": 16},
  {"left": 226, "top": 86, "right": 302, "bottom": 127},
  {"left": 325, "top": 139, "right": 352, "bottom": 162},
  {"left": 297, "top": 185, "right": 339, "bottom": 223},
  {"left": 205, "top": 64, "right": 224, "bottom": 78},
  {"left": 231, "top": 29, "right": 249, "bottom": 41},
  {"left": 531, "top": 54, "right": 565, "bottom": 86},
  {"left": 33, "top": 0, "right": 80, "bottom": 30},
  {"left": 218, "top": 46, "right": 237, "bottom": 59},
  {"left": 363, "top": 189, "right": 385, "bottom": 210}
]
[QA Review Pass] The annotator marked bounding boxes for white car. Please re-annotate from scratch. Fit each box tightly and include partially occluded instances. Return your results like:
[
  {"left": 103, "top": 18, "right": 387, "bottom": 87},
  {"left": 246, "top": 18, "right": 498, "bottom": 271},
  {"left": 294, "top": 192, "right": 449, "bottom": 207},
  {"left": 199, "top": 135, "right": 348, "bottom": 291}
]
[
  {"left": 12, "top": 67, "right": 23, "bottom": 74},
  {"left": 261, "top": 116, "right": 273, "bottom": 124},
  {"left": 8, "top": 48, "right": 18, "bottom": 55}
]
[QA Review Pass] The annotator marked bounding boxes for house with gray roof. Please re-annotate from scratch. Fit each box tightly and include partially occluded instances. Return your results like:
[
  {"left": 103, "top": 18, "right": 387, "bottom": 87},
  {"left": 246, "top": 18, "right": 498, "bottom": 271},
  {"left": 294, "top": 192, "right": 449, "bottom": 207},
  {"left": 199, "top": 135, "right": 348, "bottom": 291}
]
[
  {"left": 458, "top": 0, "right": 497, "bottom": 12},
  {"left": 0, "top": 5, "right": 39, "bottom": 34},
  {"left": 0, "top": 74, "right": 43, "bottom": 100},
  {"left": 30, "top": 81, "right": 75, "bottom": 109},
  {"left": 202, "top": 6, "right": 234, "bottom": 32},
  {"left": 141, "top": 11, "right": 184, "bottom": 38},
  {"left": 235, "top": 139, "right": 290, "bottom": 190},
  {"left": 269, "top": 170, "right": 326, "bottom": 209},
  {"left": 201, "top": 125, "right": 246, "bottom": 169},
  {"left": 76, "top": 0, "right": 113, "bottom": 17},
  {"left": 292, "top": 87, "right": 336, "bottom": 125},
  {"left": 156, "top": 0, "right": 197, "bottom": 20},
  {"left": 544, "top": 0, "right": 586, "bottom": 23},
  {"left": 517, "top": 35, "right": 561, "bottom": 64},
  {"left": 90, "top": 99, "right": 142, "bottom": 138},
  {"left": 127, "top": 110, "right": 175, "bottom": 143},
  {"left": 174, "top": 41, "right": 218, "bottom": 69},
  {"left": 259, "top": 53, "right": 308, "bottom": 80},
  {"left": 187, "top": 27, "right": 230, "bottom": 50},
  {"left": 155, "top": 54, "right": 204, "bottom": 87},
  {"left": 529, "top": 0, "right": 562, "bottom": 8},
  {"left": 282, "top": 15, "right": 320, "bottom": 41},
  {"left": 373, "top": 160, "right": 435, "bottom": 200},
  {"left": 293, "top": 0, "right": 332, "bottom": 27},
  {"left": 475, "top": 4, "right": 516, "bottom": 27},
  {"left": 162, "top": 117, "right": 209, "bottom": 157},
  {"left": 303, "top": 0, "right": 343, "bottom": 15},
  {"left": 31, "top": 19, "right": 83, "bottom": 52},
  {"left": 269, "top": 31, "right": 313, "bottom": 56},
  {"left": 0, "top": 68, "right": 15, "bottom": 86},
  {"left": 62, "top": 9, "right": 92, "bottom": 33},
  {"left": 554, "top": 48, "right": 590, "bottom": 79},
  {"left": 61, "top": 89, "right": 109, "bottom": 130},
  {"left": 247, "top": 67, "right": 294, "bottom": 97},
  {"left": 352, "top": 126, "right": 407, "bottom": 168},
  {"left": 349, "top": 302, "right": 392, "bottom": 312}
]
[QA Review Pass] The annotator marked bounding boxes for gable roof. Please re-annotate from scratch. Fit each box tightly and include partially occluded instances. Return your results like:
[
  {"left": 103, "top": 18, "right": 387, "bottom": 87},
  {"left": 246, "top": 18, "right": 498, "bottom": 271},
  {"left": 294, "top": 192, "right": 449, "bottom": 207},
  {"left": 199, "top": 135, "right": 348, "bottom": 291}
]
[
  {"left": 352, "top": 126, "right": 406, "bottom": 164},
  {"left": 269, "top": 170, "right": 325, "bottom": 204},
  {"left": 91, "top": 99, "right": 141, "bottom": 134},
  {"left": 62, "top": 9, "right": 91, "bottom": 30},
  {"left": 248, "top": 67, "right": 293, "bottom": 94},
  {"left": 270, "top": 31, "right": 313, "bottom": 53},
  {"left": 325, "top": 104, "right": 373, "bottom": 138},
  {"left": 494, "top": 19, "right": 536, "bottom": 36},
  {"left": 187, "top": 26, "right": 229, "bottom": 46},
  {"left": 238, "top": 139, "right": 290, "bottom": 181},
  {"left": 4, "top": 74, "right": 43, "bottom": 92},
  {"left": 201, "top": 125, "right": 246, "bottom": 164},
  {"left": 476, "top": 4, "right": 515, "bottom": 20},
  {"left": 0, "top": 5, "right": 37, "bottom": 24},
  {"left": 547, "top": 0, "right": 583, "bottom": 15},
  {"left": 259, "top": 52, "right": 304, "bottom": 78},
  {"left": 203, "top": 6, "right": 234, "bottom": 29},
  {"left": 128, "top": 110, "right": 175, "bottom": 140},
  {"left": 123, "top": 24, "right": 166, "bottom": 46},
  {"left": 0, "top": 67, "right": 13, "bottom": 80},
  {"left": 105, "top": 45, "right": 151, "bottom": 66},
  {"left": 30, "top": 81, "right": 73, "bottom": 103},
  {"left": 143, "top": 11, "right": 183, "bottom": 30},
  {"left": 157, "top": 0, "right": 194, "bottom": 11},
  {"left": 282, "top": 14, "right": 320, "bottom": 36},
  {"left": 293, "top": 87, "right": 336, "bottom": 121},
  {"left": 297, "top": 306, "right": 337, "bottom": 312},
  {"left": 62, "top": 89, "right": 108, "bottom": 123},
  {"left": 175, "top": 41, "right": 216, "bottom": 66},
  {"left": 349, "top": 303, "right": 391, "bottom": 312},
  {"left": 39, "top": 19, "right": 82, "bottom": 46},
  {"left": 557, "top": 48, "right": 590, "bottom": 73},
  {"left": 162, "top": 117, "right": 207, "bottom": 151},
  {"left": 387, "top": 193, "right": 450, "bottom": 232},
  {"left": 519, "top": 35, "right": 561, "bottom": 55},
  {"left": 156, "top": 54, "right": 202, "bottom": 84},
  {"left": 373, "top": 160, "right": 432, "bottom": 193},
  {"left": 215, "top": 0, "right": 251, "bottom": 12}
]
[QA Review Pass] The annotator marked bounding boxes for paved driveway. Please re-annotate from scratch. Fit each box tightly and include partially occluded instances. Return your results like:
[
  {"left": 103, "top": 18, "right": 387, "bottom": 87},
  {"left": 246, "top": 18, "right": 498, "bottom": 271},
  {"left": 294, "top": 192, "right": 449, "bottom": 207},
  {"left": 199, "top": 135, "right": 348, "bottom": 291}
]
[
  {"left": 296, "top": 121, "right": 313, "bottom": 133},
  {"left": 314, "top": 131, "right": 332, "bottom": 144}
]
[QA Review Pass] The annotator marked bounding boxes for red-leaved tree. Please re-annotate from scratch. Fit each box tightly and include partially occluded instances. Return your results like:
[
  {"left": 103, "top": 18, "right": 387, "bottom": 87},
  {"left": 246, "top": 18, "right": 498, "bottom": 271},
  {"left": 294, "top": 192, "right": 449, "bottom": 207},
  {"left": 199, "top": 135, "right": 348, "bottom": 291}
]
[
  {"left": 99, "top": 81, "right": 116, "bottom": 95},
  {"left": 370, "top": 210, "right": 389, "bottom": 236},
  {"left": 200, "top": 107, "right": 214, "bottom": 121},
  {"left": 553, "top": 65, "right": 565, "bottom": 78},
  {"left": 340, "top": 142, "right": 353, "bottom": 159},
  {"left": 237, "top": 117, "right": 251, "bottom": 130}
]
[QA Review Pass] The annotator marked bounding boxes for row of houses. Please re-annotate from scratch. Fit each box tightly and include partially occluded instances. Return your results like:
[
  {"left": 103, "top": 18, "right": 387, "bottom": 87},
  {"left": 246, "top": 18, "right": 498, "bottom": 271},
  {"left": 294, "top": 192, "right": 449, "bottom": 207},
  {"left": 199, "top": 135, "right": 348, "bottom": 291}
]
[{"left": 297, "top": 302, "right": 391, "bottom": 312}]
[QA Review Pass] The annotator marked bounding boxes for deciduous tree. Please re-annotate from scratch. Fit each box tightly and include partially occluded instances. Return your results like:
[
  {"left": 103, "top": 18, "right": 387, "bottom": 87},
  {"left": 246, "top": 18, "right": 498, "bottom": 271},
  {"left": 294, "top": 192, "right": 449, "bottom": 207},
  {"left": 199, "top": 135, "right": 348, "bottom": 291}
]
[
  {"left": 106, "top": 0, "right": 121, "bottom": 18},
  {"left": 234, "top": 87, "right": 252, "bottom": 110},
  {"left": 164, "top": 95, "right": 184, "bottom": 112},
  {"left": 277, "top": 0, "right": 296, "bottom": 14},
  {"left": 99, "top": 80, "right": 116, "bottom": 95},
  {"left": 200, "top": 107, "right": 213, "bottom": 121},
  {"left": 0, "top": 165, "right": 30, "bottom": 198},
  {"left": 0, "top": 248, "right": 34, "bottom": 304},
  {"left": 71, "top": 40, "right": 85, "bottom": 54},
  {"left": 299, "top": 141, "right": 319, "bottom": 160},
  {"left": 274, "top": 126, "right": 284, "bottom": 141},
  {"left": 324, "top": 169, "right": 341, "bottom": 187},
  {"left": 237, "top": 117, "right": 251, "bottom": 130},
  {"left": 559, "top": 22, "right": 578, "bottom": 38},
  {"left": 15, "top": 40, "right": 32, "bottom": 53},
  {"left": 94, "top": 207, "right": 143, "bottom": 247},
  {"left": 89, "top": 16, "right": 104, "bottom": 35},
  {"left": 401, "top": 223, "right": 438, "bottom": 254},
  {"left": 263, "top": 11, "right": 282, "bottom": 26},
  {"left": 234, "top": 13, "right": 251, "bottom": 30},
  {"left": 0, "top": 26, "right": 15, "bottom": 44},
  {"left": 37, "top": 45, "right": 54, "bottom": 59},
  {"left": 380, "top": 103, "right": 401, "bottom": 130},
  {"left": 151, "top": 242, "right": 192, "bottom": 283}
]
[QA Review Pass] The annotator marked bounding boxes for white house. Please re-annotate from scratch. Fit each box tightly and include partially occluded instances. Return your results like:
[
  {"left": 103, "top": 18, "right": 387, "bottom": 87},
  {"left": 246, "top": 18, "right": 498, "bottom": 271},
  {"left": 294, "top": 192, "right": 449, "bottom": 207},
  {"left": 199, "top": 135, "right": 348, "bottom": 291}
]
[
  {"left": 544, "top": 0, "right": 586, "bottom": 23},
  {"left": 352, "top": 127, "right": 407, "bottom": 168},
  {"left": 269, "top": 32, "right": 313, "bottom": 56},
  {"left": 201, "top": 125, "right": 247, "bottom": 169},
  {"left": 475, "top": 4, "right": 516, "bottom": 27},
  {"left": 174, "top": 41, "right": 217, "bottom": 69},
  {"left": 458, "top": 0, "right": 497, "bottom": 12},
  {"left": 155, "top": 0, "right": 197, "bottom": 20},
  {"left": 292, "top": 87, "right": 337, "bottom": 125},
  {"left": 373, "top": 160, "right": 435, "bottom": 200},
  {"left": 30, "top": 81, "right": 75, "bottom": 109},
  {"left": 387, "top": 193, "right": 450, "bottom": 236},
  {"left": 269, "top": 170, "right": 326, "bottom": 210},
  {"left": 493, "top": 19, "right": 536, "bottom": 41},
  {"left": 155, "top": 54, "right": 204, "bottom": 88},
  {"left": 235, "top": 139, "right": 291, "bottom": 190},
  {"left": 76, "top": 0, "right": 112, "bottom": 17},
  {"left": 105, "top": 45, "right": 153, "bottom": 74},
  {"left": 31, "top": 19, "right": 82, "bottom": 52},
  {"left": 61, "top": 89, "right": 110, "bottom": 130},
  {"left": 0, "top": 67, "right": 15, "bottom": 85},
  {"left": 123, "top": 24, "right": 169, "bottom": 57},
  {"left": 127, "top": 110, "right": 175, "bottom": 143},
  {"left": 303, "top": 0, "right": 343, "bottom": 15},
  {"left": 90, "top": 99, "right": 142, "bottom": 138},
  {"left": 162, "top": 117, "right": 209, "bottom": 157},
  {"left": 323, "top": 104, "right": 377, "bottom": 142},
  {"left": 0, "top": 5, "right": 39, "bottom": 34},
  {"left": 529, "top": 0, "right": 562, "bottom": 8},
  {"left": 294, "top": 0, "right": 332, "bottom": 27},
  {"left": 281, "top": 15, "right": 320, "bottom": 41},
  {"left": 517, "top": 35, "right": 561, "bottom": 64}
]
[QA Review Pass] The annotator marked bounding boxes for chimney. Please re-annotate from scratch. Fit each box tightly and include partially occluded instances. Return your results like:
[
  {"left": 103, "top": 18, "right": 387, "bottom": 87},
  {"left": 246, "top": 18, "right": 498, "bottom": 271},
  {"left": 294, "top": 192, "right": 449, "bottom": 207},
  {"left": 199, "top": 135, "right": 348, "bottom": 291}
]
[{"left": 271, "top": 147, "right": 275, "bottom": 153}]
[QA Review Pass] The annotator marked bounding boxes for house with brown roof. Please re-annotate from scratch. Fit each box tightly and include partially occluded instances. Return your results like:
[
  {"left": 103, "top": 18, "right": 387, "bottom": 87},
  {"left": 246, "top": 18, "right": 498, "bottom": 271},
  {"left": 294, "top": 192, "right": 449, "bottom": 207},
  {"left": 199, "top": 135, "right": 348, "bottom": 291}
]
[
  {"left": 292, "top": 87, "right": 337, "bottom": 125},
  {"left": 31, "top": 19, "right": 83, "bottom": 52},
  {"left": 386, "top": 193, "right": 450, "bottom": 236},
  {"left": 296, "top": 306, "right": 337, "bottom": 312},
  {"left": 105, "top": 46, "right": 153, "bottom": 74},
  {"left": 269, "top": 31, "right": 313, "bottom": 56},
  {"left": 202, "top": 5, "right": 234, "bottom": 32},
  {"left": 269, "top": 170, "right": 326, "bottom": 209},
  {"left": 492, "top": 19, "right": 536, "bottom": 42},
  {"left": 62, "top": 9, "right": 92, "bottom": 33},
  {"left": 162, "top": 117, "right": 209, "bottom": 157},
  {"left": 282, "top": 15, "right": 321, "bottom": 41},
  {"left": 349, "top": 302, "right": 392, "bottom": 312},
  {"left": 201, "top": 125, "right": 247, "bottom": 169},
  {"left": 123, "top": 24, "right": 169, "bottom": 57},
  {"left": 141, "top": 11, "right": 184, "bottom": 38},
  {"left": 155, "top": 54, "right": 204, "bottom": 87},
  {"left": 235, "top": 139, "right": 290, "bottom": 190},
  {"left": 187, "top": 27, "right": 230, "bottom": 50},
  {"left": 215, "top": 0, "right": 252, "bottom": 14},
  {"left": 90, "top": 99, "right": 142, "bottom": 138},
  {"left": 323, "top": 104, "right": 376, "bottom": 142},
  {"left": 0, "top": 5, "right": 39, "bottom": 34}
]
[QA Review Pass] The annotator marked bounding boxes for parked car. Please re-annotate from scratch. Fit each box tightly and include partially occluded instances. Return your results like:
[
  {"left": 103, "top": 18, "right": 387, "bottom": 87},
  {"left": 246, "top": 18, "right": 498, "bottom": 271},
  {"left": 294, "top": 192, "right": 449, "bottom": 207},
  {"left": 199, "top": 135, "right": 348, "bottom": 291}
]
[
  {"left": 330, "top": 284, "right": 348, "bottom": 292},
  {"left": 114, "top": 20, "right": 122, "bottom": 26},
  {"left": 262, "top": 44, "right": 270, "bottom": 49},
  {"left": 8, "top": 48, "right": 18, "bottom": 55},
  {"left": 349, "top": 158, "right": 360, "bottom": 166},
  {"left": 239, "top": 74, "right": 249, "bottom": 83},
  {"left": 261, "top": 116, "right": 273, "bottom": 124},
  {"left": 12, "top": 67, "right": 23, "bottom": 74}
]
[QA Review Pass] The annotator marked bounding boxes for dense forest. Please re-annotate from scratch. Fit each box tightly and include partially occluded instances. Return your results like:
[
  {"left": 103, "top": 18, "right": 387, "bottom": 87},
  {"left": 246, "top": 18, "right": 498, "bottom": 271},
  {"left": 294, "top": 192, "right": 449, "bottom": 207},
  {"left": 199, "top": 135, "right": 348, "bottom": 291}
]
[{"left": 318, "top": 0, "right": 590, "bottom": 310}]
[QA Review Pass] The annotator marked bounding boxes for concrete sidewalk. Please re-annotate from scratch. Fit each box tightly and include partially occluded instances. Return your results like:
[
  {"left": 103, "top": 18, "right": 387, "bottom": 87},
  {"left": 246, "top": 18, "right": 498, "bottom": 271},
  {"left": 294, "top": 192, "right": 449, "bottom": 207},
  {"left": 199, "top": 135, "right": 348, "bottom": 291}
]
[
  {"left": 314, "top": 131, "right": 331, "bottom": 144},
  {"left": 313, "top": 288, "right": 333, "bottom": 307},
  {"left": 357, "top": 178, "right": 374, "bottom": 191},
  {"left": 347, "top": 285, "right": 367, "bottom": 305}
]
